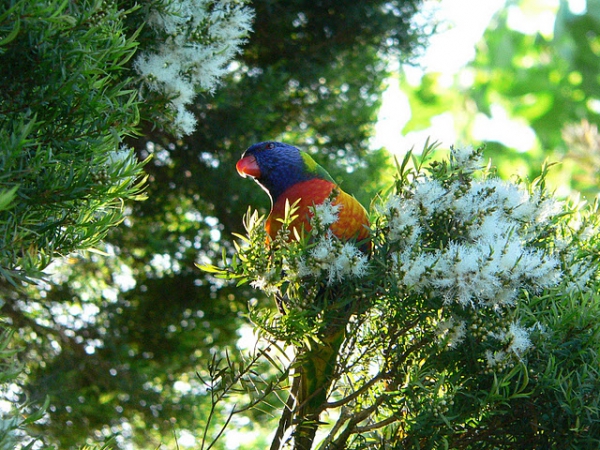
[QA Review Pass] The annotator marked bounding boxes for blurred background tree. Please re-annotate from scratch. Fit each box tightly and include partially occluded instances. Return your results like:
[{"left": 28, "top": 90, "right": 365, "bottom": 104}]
[{"left": 399, "top": 0, "right": 600, "bottom": 198}]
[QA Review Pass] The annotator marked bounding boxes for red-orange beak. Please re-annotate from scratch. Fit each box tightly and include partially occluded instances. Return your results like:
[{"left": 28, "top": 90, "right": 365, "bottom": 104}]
[{"left": 236, "top": 154, "right": 261, "bottom": 178}]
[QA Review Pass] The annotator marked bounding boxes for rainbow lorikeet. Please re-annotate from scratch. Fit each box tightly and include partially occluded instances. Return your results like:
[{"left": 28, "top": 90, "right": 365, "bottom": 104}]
[
  {"left": 236, "top": 141, "right": 370, "bottom": 449},
  {"left": 236, "top": 141, "right": 370, "bottom": 244}
]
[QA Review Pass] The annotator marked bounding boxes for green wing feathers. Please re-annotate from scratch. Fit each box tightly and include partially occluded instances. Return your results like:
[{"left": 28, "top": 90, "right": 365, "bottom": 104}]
[{"left": 299, "top": 152, "right": 335, "bottom": 183}]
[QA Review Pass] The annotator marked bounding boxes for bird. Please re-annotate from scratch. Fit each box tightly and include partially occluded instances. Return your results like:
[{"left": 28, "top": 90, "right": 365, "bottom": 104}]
[
  {"left": 236, "top": 141, "right": 370, "bottom": 450},
  {"left": 236, "top": 141, "right": 370, "bottom": 245}
]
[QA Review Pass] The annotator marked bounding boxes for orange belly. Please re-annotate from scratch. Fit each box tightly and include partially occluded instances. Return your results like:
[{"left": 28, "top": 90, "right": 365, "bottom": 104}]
[{"left": 265, "top": 179, "right": 370, "bottom": 244}]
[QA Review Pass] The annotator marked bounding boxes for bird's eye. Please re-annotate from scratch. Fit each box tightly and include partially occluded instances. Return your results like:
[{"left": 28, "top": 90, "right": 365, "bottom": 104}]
[{"left": 266, "top": 142, "right": 275, "bottom": 150}]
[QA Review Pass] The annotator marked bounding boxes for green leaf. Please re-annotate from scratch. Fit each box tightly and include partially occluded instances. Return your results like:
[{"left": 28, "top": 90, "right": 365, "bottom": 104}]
[{"left": 0, "top": 186, "right": 18, "bottom": 211}]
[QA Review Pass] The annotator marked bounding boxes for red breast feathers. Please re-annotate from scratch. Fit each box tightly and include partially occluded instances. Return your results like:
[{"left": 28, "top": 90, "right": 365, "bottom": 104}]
[{"left": 236, "top": 141, "right": 369, "bottom": 246}]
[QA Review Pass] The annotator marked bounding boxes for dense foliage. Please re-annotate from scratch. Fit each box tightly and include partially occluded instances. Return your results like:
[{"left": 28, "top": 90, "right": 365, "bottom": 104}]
[
  {"left": 0, "top": 1, "right": 148, "bottom": 286},
  {"left": 2, "top": 0, "right": 598, "bottom": 448},
  {"left": 210, "top": 143, "right": 600, "bottom": 449}
]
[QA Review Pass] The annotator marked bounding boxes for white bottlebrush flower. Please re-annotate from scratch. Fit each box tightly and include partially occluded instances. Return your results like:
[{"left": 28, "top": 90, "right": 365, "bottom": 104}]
[
  {"left": 564, "top": 259, "right": 596, "bottom": 294},
  {"left": 480, "top": 179, "right": 529, "bottom": 212},
  {"left": 250, "top": 276, "right": 278, "bottom": 296},
  {"left": 507, "top": 322, "right": 532, "bottom": 356},
  {"left": 487, "top": 322, "right": 532, "bottom": 361},
  {"left": 412, "top": 179, "right": 448, "bottom": 218},
  {"left": 302, "top": 232, "right": 369, "bottom": 285},
  {"left": 521, "top": 189, "right": 563, "bottom": 225},
  {"left": 391, "top": 166, "right": 564, "bottom": 311},
  {"left": 450, "top": 145, "right": 483, "bottom": 171},
  {"left": 296, "top": 257, "right": 321, "bottom": 279},
  {"left": 135, "top": 0, "right": 254, "bottom": 136},
  {"left": 437, "top": 317, "right": 467, "bottom": 348},
  {"left": 491, "top": 287, "right": 520, "bottom": 308},
  {"left": 327, "top": 241, "right": 369, "bottom": 284},
  {"left": 393, "top": 250, "right": 437, "bottom": 292},
  {"left": 173, "top": 105, "right": 198, "bottom": 137},
  {"left": 333, "top": 244, "right": 352, "bottom": 274},
  {"left": 310, "top": 232, "right": 336, "bottom": 262},
  {"left": 340, "top": 242, "right": 369, "bottom": 278},
  {"left": 432, "top": 242, "right": 494, "bottom": 307},
  {"left": 575, "top": 223, "right": 596, "bottom": 242},
  {"left": 495, "top": 239, "right": 527, "bottom": 275},
  {"left": 520, "top": 250, "right": 561, "bottom": 287},
  {"left": 485, "top": 349, "right": 508, "bottom": 368},
  {"left": 453, "top": 178, "right": 534, "bottom": 227},
  {"left": 381, "top": 195, "right": 421, "bottom": 244},
  {"left": 311, "top": 200, "right": 341, "bottom": 228},
  {"left": 468, "top": 211, "right": 512, "bottom": 244},
  {"left": 351, "top": 253, "right": 370, "bottom": 278},
  {"left": 249, "top": 267, "right": 280, "bottom": 296}
]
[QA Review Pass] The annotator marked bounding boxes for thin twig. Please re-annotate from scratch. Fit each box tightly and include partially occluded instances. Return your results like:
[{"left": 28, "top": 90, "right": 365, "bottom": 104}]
[{"left": 324, "top": 371, "right": 387, "bottom": 409}]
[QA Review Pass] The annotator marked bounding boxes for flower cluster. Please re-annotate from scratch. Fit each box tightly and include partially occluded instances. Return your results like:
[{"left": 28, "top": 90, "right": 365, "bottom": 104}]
[
  {"left": 291, "top": 200, "right": 370, "bottom": 285},
  {"left": 554, "top": 198, "right": 600, "bottom": 294},
  {"left": 135, "top": 0, "right": 254, "bottom": 135},
  {"left": 222, "top": 199, "right": 370, "bottom": 310},
  {"left": 382, "top": 147, "right": 561, "bottom": 310},
  {"left": 378, "top": 145, "right": 565, "bottom": 366},
  {"left": 296, "top": 231, "right": 369, "bottom": 285},
  {"left": 484, "top": 322, "right": 533, "bottom": 367},
  {"left": 436, "top": 316, "right": 467, "bottom": 348}
]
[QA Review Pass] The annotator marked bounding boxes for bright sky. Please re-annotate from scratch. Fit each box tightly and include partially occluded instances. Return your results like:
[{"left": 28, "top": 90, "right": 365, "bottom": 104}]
[{"left": 373, "top": 0, "right": 582, "bottom": 155}]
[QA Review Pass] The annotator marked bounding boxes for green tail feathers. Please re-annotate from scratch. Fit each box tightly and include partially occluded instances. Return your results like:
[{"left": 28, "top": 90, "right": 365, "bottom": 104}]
[
  {"left": 299, "top": 329, "right": 345, "bottom": 412},
  {"left": 292, "top": 327, "right": 346, "bottom": 449}
]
